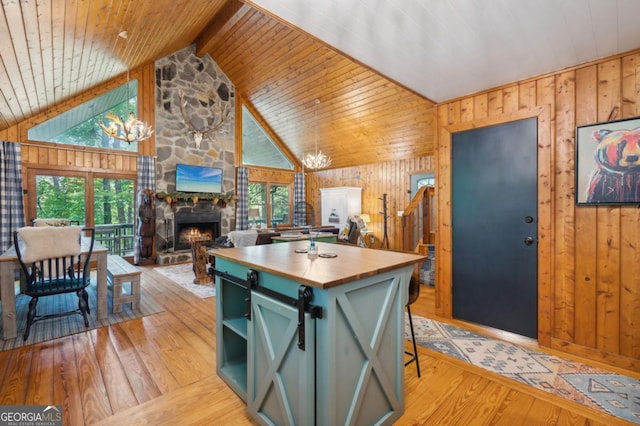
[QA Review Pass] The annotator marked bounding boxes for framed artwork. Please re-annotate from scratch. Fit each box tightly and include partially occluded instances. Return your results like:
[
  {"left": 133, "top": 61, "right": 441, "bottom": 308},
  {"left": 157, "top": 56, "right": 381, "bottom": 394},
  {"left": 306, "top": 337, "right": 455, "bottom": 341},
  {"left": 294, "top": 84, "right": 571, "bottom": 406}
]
[{"left": 575, "top": 116, "right": 640, "bottom": 205}]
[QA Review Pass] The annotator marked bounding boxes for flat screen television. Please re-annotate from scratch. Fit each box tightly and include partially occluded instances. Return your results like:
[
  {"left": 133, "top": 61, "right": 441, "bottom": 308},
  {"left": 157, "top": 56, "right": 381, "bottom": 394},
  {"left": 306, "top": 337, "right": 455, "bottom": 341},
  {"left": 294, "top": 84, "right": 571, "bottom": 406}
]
[{"left": 175, "top": 163, "right": 222, "bottom": 193}]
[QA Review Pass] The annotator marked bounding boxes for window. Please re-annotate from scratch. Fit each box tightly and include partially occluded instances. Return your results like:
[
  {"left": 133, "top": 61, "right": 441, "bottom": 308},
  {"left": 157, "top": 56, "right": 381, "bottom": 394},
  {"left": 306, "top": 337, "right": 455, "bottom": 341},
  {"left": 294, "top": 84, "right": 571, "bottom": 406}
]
[
  {"left": 417, "top": 175, "right": 435, "bottom": 188},
  {"left": 29, "top": 170, "right": 136, "bottom": 256},
  {"left": 270, "top": 185, "right": 290, "bottom": 226},
  {"left": 35, "top": 175, "right": 86, "bottom": 223},
  {"left": 27, "top": 81, "right": 140, "bottom": 152},
  {"left": 242, "top": 106, "right": 293, "bottom": 170},
  {"left": 248, "top": 183, "right": 266, "bottom": 226},
  {"left": 93, "top": 177, "right": 136, "bottom": 255},
  {"left": 248, "top": 182, "right": 291, "bottom": 228}
]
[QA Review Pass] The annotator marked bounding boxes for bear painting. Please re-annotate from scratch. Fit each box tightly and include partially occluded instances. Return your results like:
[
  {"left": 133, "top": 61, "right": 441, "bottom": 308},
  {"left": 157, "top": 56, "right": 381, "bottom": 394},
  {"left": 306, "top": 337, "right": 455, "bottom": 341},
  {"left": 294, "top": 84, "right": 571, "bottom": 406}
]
[{"left": 585, "top": 127, "right": 640, "bottom": 203}]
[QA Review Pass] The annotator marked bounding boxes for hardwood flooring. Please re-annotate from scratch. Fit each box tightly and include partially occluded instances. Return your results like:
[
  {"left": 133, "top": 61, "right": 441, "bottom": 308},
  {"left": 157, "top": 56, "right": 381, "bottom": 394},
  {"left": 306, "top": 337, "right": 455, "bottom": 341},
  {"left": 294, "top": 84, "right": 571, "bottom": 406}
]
[{"left": 0, "top": 266, "right": 633, "bottom": 425}]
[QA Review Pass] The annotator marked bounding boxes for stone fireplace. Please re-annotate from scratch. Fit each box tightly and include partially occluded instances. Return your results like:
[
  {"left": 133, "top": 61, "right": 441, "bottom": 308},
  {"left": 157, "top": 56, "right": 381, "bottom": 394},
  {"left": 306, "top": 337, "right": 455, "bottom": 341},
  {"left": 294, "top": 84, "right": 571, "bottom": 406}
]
[
  {"left": 156, "top": 201, "right": 229, "bottom": 264},
  {"left": 153, "top": 45, "right": 236, "bottom": 265},
  {"left": 174, "top": 209, "right": 221, "bottom": 251}
]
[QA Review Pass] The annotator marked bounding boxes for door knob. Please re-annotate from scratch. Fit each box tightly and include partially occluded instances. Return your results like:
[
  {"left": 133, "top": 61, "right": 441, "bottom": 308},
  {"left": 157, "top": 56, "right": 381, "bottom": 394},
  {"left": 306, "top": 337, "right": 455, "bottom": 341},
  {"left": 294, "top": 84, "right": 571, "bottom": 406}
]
[{"left": 524, "top": 236, "right": 535, "bottom": 246}]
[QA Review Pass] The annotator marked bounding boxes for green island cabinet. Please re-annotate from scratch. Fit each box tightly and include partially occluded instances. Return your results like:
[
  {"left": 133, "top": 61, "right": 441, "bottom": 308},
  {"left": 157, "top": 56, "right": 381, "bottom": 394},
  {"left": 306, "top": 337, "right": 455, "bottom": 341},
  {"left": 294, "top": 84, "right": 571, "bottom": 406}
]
[{"left": 212, "top": 241, "right": 424, "bottom": 425}]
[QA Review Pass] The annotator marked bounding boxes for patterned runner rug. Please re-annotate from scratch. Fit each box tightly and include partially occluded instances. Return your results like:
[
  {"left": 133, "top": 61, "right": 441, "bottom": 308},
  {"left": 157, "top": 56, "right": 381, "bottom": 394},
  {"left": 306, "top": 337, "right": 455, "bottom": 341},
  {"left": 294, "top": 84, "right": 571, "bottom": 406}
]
[
  {"left": 1, "top": 277, "right": 164, "bottom": 351},
  {"left": 155, "top": 263, "right": 216, "bottom": 298},
  {"left": 407, "top": 314, "right": 640, "bottom": 424}
]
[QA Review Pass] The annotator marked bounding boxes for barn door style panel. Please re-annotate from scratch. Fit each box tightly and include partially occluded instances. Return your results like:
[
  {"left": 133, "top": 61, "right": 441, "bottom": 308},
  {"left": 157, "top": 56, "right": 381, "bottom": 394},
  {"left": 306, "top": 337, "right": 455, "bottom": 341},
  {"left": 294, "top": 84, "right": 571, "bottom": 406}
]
[
  {"left": 317, "top": 275, "right": 406, "bottom": 425},
  {"left": 247, "top": 291, "right": 315, "bottom": 425}
]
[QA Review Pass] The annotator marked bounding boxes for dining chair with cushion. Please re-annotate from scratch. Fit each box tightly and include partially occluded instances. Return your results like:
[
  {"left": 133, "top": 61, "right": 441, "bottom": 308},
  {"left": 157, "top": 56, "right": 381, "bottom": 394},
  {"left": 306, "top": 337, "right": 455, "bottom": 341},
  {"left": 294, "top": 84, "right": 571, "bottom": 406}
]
[{"left": 13, "top": 226, "right": 95, "bottom": 340}]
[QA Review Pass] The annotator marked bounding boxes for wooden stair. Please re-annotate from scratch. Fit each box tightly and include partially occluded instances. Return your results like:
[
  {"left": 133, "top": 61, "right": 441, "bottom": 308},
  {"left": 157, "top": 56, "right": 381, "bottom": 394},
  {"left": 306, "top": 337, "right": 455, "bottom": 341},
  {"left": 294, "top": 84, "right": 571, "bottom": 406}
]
[
  {"left": 401, "top": 185, "right": 435, "bottom": 253},
  {"left": 415, "top": 242, "right": 430, "bottom": 256}
]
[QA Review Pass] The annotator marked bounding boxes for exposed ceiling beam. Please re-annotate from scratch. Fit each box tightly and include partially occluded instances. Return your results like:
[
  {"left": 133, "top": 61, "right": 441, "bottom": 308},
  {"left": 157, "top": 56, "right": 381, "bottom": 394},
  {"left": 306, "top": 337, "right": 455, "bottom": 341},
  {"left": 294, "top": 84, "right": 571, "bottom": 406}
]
[{"left": 196, "top": 0, "right": 251, "bottom": 56}]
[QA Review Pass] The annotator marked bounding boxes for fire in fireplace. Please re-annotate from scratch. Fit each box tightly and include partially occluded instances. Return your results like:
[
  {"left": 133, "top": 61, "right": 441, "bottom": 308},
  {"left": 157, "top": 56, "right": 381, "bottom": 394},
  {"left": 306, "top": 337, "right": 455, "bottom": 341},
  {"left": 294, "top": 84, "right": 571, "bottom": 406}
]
[{"left": 174, "top": 210, "right": 221, "bottom": 251}]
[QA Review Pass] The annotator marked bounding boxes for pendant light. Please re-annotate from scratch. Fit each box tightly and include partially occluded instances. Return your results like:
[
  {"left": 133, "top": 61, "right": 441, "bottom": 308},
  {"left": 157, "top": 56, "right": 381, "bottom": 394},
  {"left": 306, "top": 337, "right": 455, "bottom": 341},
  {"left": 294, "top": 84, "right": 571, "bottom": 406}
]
[
  {"left": 302, "top": 99, "right": 332, "bottom": 169},
  {"left": 99, "top": 31, "right": 153, "bottom": 144}
]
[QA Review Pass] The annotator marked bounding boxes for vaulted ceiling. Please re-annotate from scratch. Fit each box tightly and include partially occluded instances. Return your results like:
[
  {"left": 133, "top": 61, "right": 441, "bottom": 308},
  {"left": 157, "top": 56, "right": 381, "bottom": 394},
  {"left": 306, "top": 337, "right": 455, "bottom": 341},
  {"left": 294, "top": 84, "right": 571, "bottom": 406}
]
[
  {"left": 199, "top": 2, "right": 435, "bottom": 169},
  {"left": 2, "top": 0, "right": 640, "bottom": 169}
]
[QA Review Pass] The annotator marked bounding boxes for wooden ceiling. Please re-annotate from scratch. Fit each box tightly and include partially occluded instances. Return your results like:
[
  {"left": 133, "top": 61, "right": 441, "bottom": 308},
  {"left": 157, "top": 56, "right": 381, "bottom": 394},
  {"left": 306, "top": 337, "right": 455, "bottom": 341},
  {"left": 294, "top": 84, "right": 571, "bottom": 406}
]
[
  {"left": 199, "top": 2, "right": 436, "bottom": 169},
  {"left": 0, "top": 0, "right": 435, "bottom": 169},
  {"left": 0, "top": 0, "right": 226, "bottom": 128}
]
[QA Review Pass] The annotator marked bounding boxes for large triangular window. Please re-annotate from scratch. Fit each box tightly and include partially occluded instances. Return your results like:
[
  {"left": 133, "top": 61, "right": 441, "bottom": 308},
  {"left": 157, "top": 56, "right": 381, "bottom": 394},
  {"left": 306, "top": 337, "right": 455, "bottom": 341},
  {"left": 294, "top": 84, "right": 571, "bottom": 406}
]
[
  {"left": 28, "top": 80, "right": 140, "bottom": 152},
  {"left": 242, "top": 105, "right": 293, "bottom": 170}
]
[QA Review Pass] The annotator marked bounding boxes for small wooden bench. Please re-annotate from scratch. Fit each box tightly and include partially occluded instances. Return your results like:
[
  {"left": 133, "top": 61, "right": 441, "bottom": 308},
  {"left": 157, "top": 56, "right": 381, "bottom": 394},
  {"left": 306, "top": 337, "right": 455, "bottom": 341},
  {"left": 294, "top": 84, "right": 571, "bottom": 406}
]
[{"left": 107, "top": 255, "right": 141, "bottom": 313}]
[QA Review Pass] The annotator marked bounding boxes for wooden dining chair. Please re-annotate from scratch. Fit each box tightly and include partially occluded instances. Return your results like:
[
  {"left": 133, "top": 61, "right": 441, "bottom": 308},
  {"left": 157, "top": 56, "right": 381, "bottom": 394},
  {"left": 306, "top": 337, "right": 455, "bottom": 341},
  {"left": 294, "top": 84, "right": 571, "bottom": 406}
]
[{"left": 13, "top": 226, "right": 95, "bottom": 341}]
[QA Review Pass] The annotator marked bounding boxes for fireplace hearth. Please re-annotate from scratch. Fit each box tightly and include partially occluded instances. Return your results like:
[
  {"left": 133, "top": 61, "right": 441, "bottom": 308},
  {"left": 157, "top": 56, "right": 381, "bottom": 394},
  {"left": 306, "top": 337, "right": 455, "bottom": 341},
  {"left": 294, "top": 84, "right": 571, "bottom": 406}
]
[{"left": 174, "top": 210, "right": 221, "bottom": 251}]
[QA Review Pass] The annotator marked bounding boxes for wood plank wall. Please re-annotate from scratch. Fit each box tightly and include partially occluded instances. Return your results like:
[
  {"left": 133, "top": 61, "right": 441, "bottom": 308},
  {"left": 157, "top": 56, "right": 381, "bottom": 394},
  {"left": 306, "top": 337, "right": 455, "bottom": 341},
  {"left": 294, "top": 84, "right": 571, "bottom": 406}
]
[
  {"left": 248, "top": 167, "right": 294, "bottom": 185},
  {"left": 436, "top": 50, "right": 640, "bottom": 371},
  {"left": 2, "top": 48, "right": 638, "bottom": 372},
  {"left": 0, "top": 63, "right": 155, "bottom": 224},
  {"left": 307, "top": 156, "right": 435, "bottom": 250}
]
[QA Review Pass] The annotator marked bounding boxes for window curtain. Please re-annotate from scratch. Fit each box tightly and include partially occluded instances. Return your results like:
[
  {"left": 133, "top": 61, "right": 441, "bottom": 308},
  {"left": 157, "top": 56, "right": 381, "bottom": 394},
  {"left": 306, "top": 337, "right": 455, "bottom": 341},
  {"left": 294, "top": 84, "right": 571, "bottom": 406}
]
[
  {"left": 134, "top": 156, "right": 156, "bottom": 264},
  {"left": 0, "top": 141, "right": 26, "bottom": 251},
  {"left": 137, "top": 156, "right": 156, "bottom": 192},
  {"left": 236, "top": 166, "right": 249, "bottom": 230},
  {"left": 293, "top": 172, "right": 306, "bottom": 226}
]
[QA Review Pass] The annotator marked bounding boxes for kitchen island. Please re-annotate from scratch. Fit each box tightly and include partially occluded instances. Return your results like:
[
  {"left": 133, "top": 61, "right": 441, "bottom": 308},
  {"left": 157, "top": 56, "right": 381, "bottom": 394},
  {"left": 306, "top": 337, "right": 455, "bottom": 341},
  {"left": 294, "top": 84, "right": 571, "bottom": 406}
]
[{"left": 210, "top": 241, "right": 425, "bottom": 425}]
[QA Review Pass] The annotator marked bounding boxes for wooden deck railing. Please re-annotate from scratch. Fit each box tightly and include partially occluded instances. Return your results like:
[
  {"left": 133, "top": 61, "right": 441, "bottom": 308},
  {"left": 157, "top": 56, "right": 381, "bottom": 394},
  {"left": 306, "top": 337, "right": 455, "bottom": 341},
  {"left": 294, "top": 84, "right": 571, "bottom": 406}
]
[{"left": 94, "top": 223, "right": 135, "bottom": 257}]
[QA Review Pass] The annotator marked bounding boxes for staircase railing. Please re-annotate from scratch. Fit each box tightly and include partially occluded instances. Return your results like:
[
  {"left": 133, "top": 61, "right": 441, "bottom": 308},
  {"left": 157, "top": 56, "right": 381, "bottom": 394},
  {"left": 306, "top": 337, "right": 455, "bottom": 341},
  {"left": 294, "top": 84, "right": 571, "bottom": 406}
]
[{"left": 401, "top": 185, "right": 435, "bottom": 253}]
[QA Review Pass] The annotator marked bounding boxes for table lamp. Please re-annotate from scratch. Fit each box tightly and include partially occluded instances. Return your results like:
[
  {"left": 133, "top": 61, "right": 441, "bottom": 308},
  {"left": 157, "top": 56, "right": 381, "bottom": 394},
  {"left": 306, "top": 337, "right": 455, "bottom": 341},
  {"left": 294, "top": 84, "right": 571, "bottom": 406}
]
[
  {"left": 248, "top": 208, "right": 261, "bottom": 226},
  {"left": 360, "top": 213, "right": 370, "bottom": 231}
]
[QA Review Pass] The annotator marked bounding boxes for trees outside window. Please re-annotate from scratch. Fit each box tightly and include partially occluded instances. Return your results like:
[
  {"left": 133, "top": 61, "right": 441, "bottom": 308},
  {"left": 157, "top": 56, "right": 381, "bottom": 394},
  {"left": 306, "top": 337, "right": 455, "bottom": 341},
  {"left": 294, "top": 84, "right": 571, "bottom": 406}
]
[
  {"left": 270, "top": 185, "right": 290, "bottom": 226},
  {"left": 248, "top": 182, "right": 291, "bottom": 228},
  {"left": 29, "top": 170, "right": 135, "bottom": 256},
  {"left": 28, "top": 80, "right": 140, "bottom": 152},
  {"left": 35, "top": 175, "right": 86, "bottom": 224},
  {"left": 93, "top": 177, "right": 134, "bottom": 225},
  {"left": 25, "top": 80, "right": 140, "bottom": 256}
]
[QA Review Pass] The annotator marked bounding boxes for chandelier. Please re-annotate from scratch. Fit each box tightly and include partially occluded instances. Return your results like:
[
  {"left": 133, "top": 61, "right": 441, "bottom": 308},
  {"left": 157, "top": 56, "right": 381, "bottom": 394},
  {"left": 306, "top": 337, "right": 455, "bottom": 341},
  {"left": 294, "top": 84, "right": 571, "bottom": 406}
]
[
  {"left": 302, "top": 99, "right": 332, "bottom": 170},
  {"left": 302, "top": 150, "right": 332, "bottom": 170},
  {"left": 99, "top": 111, "right": 154, "bottom": 143},
  {"left": 99, "top": 31, "right": 153, "bottom": 144}
]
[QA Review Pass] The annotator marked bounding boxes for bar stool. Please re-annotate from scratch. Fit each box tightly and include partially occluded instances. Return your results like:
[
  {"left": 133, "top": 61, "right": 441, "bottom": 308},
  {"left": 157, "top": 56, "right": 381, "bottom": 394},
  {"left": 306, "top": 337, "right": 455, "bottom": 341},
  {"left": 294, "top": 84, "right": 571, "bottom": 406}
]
[{"left": 405, "top": 274, "right": 421, "bottom": 377}]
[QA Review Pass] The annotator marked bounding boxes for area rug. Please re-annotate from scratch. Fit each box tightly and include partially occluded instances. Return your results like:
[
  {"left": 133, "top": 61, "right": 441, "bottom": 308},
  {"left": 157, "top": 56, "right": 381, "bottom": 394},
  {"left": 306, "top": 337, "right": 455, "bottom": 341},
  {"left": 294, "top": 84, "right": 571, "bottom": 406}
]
[
  {"left": 406, "top": 315, "right": 640, "bottom": 424},
  {"left": 154, "top": 263, "right": 216, "bottom": 298},
  {"left": 1, "top": 279, "right": 164, "bottom": 351}
]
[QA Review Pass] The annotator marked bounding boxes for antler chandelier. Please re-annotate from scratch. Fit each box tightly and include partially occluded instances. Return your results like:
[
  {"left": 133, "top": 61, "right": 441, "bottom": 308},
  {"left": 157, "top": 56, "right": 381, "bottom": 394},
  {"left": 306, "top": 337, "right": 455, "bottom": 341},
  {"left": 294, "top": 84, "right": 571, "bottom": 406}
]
[
  {"left": 99, "top": 111, "right": 154, "bottom": 143},
  {"left": 302, "top": 99, "right": 332, "bottom": 170},
  {"left": 302, "top": 150, "right": 332, "bottom": 170},
  {"left": 99, "top": 31, "right": 153, "bottom": 144}
]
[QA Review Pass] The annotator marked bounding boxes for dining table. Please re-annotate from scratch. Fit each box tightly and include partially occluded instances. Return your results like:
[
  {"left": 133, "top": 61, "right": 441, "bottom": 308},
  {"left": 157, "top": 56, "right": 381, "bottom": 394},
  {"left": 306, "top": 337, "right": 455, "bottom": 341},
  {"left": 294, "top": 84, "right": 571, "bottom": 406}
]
[{"left": 0, "top": 237, "right": 108, "bottom": 340}]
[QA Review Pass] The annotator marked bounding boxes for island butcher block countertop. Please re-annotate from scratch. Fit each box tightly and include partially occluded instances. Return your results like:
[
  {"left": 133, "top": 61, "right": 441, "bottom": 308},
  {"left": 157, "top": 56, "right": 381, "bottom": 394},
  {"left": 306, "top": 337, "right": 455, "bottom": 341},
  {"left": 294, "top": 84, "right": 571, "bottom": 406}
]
[{"left": 211, "top": 241, "right": 425, "bottom": 289}]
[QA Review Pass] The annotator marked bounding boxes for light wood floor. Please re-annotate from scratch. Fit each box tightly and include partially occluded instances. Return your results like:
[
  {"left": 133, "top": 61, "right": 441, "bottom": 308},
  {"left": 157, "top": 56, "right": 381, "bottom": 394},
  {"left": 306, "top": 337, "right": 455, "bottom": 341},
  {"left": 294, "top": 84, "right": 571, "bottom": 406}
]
[{"left": 0, "top": 266, "right": 633, "bottom": 425}]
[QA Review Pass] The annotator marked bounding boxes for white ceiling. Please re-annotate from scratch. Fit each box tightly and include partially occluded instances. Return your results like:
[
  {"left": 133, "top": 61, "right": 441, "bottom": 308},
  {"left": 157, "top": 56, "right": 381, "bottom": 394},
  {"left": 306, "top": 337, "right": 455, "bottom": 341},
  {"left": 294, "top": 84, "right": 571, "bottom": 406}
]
[{"left": 249, "top": 0, "right": 640, "bottom": 102}]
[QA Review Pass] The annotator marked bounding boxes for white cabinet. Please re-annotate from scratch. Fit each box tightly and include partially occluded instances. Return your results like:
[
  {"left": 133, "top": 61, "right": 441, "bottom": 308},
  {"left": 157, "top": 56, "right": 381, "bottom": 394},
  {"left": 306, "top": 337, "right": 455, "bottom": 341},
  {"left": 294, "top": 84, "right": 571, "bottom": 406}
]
[{"left": 320, "top": 187, "right": 362, "bottom": 226}]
